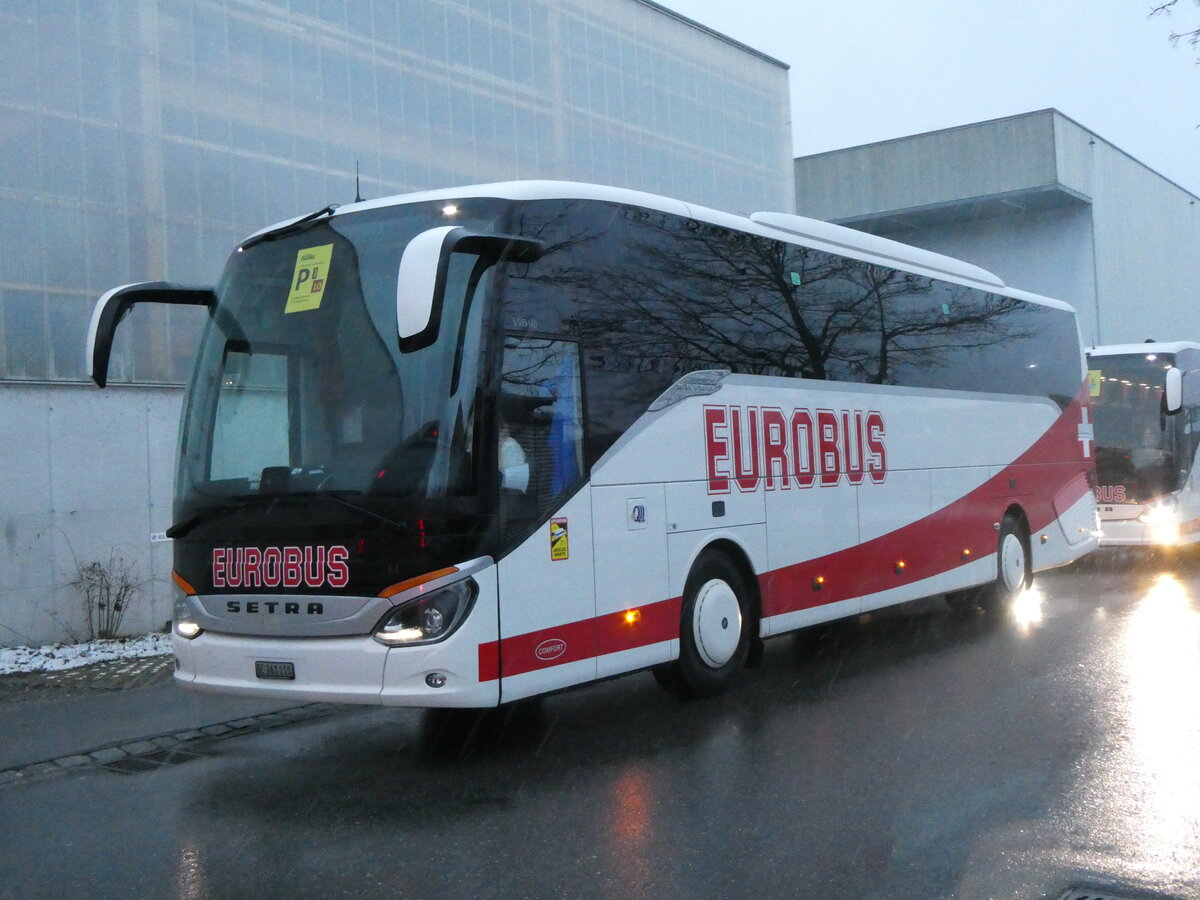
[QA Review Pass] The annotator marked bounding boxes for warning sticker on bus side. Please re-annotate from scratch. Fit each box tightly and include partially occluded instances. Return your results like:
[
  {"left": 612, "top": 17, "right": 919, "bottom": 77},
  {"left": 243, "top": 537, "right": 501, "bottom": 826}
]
[
  {"left": 550, "top": 518, "right": 569, "bottom": 561},
  {"left": 1087, "top": 369, "right": 1102, "bottom": 398},
  {"left": 285, "top": 244, "right": 333, "bottom": 314}
]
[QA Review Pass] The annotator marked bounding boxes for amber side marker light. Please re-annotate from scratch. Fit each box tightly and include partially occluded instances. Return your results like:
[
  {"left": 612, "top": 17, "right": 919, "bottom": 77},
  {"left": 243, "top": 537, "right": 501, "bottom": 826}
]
[
  {"left": 961, "top": 548, "right": 972, "bottom": 560},
  {"left": 624, "top": 609, "right": 642, "bottom": 625},
  {"left": 172, "top": 571, "right": 197, "bottom": 596},
  {"left": 812, "top": 576, "right": 825, "bottom": 591},
  {"left": 894, "top": 560, "right": 906, "bottom": 575}
]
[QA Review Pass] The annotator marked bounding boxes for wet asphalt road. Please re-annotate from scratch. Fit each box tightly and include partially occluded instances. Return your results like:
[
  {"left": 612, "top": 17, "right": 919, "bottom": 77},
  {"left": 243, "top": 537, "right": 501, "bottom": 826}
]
[{"left": 2, "top": 552, "right": 1199, "bottom": 900}]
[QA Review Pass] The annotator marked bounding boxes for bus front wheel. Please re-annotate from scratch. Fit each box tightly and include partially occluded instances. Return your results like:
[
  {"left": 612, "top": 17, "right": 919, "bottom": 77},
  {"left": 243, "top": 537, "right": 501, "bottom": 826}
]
[
  {"left": 653, "top": 552, "right": 753, "bottom": 698},
  {"left": 946, "top": 513, "right": 1029, "bottom": 612}
]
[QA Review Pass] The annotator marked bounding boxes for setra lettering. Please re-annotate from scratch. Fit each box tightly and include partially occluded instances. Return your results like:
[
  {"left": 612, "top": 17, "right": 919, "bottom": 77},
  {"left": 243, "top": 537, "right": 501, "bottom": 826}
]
[{"left": 223, "top": 600, "right": 325, "bottom": 615}]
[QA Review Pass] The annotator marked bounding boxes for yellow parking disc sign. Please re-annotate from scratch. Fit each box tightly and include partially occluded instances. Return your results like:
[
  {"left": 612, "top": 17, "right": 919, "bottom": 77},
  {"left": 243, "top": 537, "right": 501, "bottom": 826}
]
[
  {"left": 550, "top": 517, "right": 569, "bottom": 561},
  {"left": 285, "top": 244, "right": 333, "bottom": 314}
]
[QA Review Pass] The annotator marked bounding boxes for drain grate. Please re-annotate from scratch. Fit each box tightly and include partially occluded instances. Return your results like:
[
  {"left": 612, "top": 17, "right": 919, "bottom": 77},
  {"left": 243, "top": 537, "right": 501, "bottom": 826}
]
[
  {"left": 99, "top": 748, "right": 206, "bottom": 775},
  {"left": 141, "top": 748, "right": 206, "bottom": 766},
  {"left": 100, "top": 757, "right": 164, "bottom": 775}
]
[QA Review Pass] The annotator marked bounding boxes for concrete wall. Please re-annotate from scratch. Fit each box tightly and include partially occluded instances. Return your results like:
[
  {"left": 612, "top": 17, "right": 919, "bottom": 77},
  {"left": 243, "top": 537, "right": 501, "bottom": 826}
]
[
  {"left": 1083, "top": 132, "right": 1200, "bottom": 345},
  {"left": 795, "top": 110, "right": 1200, "bottom": 349},
  {"left": 794, "top": 110, "right": 1066, "bottom": 224},
  {"left": 0, "top": 384, "right": 181, "bottom": 646},
  {"left": 0, "top": 0, "right": 794, "bottom": 648}
]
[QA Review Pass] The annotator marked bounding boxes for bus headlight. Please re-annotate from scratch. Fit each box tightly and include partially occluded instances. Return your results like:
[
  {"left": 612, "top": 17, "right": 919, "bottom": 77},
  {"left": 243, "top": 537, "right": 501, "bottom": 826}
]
[
  {"left": 372, "top": 578, "right": 477, "bottom": 646},
  {"left": 1139, "top": 497, "right": 1181, "bottom": 544},
  {"left": 173, "top": 595, "right": 202, "bottom": 639},
  {"left": 175, "top": 620, "right": 203, "bottom": 639}
]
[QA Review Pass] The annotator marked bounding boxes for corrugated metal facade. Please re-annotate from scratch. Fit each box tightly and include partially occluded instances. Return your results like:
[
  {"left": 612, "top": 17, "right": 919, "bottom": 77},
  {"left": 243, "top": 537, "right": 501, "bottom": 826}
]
[{"left": 0, "top": 0, "right": 792, "bottom": 647}]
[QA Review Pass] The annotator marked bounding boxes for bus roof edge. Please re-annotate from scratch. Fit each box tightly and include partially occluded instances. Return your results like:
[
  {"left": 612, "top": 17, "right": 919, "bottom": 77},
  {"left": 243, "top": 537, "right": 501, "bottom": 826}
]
[{"left": 749, "top": 211, "right": 1006, "bottom": 290}]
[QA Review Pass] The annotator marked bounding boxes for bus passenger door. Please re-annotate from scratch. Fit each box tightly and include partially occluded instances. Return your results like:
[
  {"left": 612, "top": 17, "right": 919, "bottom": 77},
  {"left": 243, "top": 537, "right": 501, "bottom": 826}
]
[{"left": 494, "top": 337, "right": 597, "bottom": 702}]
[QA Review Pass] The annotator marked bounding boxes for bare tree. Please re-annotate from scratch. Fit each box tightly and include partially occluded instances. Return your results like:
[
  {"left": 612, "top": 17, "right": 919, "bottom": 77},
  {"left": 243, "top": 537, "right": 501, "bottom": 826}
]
[
  {"left": 72, "top": 551, "right": 149, "bottom": 640},
  {"left": 1150, "top": 1, "right": 1200, "bottom": 54},
  {"left": 551, "top": 210, "right": 1027, "bottom": 386}
]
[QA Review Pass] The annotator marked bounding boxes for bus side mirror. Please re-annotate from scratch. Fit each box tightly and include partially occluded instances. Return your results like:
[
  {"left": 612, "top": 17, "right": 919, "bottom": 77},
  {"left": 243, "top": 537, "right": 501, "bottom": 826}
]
[
  {"left": 1165, "top": 366, "right": 1183, "bottom": 415},
  {"left": 87, "top": 282, "right": 216, "bottom": 388},
  {"left": 396, "top": 227, "right": 543, "bottom": 353}
]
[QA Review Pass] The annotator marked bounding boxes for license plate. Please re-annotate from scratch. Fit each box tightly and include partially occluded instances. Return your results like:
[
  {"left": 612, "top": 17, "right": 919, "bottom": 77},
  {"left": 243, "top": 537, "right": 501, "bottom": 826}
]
[{"left": 255, "top": 661, "right": 295, "bottom": 681}]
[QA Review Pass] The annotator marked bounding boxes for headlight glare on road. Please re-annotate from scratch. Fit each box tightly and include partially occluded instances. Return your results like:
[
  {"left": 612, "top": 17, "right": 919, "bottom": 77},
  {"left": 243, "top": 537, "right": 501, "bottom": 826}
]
[{"left": 373, "top": 578, "right": 476, "bottom": 646}]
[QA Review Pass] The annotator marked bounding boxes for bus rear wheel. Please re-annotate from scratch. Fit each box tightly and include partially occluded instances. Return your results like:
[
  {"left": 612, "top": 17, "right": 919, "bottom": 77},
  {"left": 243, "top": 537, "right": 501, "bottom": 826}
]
[{"left": 653, "top": 552, "right": 754, "bottom": 698}]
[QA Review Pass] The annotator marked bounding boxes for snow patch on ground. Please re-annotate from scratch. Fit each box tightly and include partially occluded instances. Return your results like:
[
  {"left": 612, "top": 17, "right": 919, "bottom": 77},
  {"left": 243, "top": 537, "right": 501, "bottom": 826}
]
[{"left": 0, "top": 634, "right": 173, "bottom": 675}]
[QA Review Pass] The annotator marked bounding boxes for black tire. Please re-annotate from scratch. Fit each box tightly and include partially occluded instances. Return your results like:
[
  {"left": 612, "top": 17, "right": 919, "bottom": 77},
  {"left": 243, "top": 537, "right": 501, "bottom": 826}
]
[
  {"left": 946, "top": 513, "right": 1031, "bottom": 613},
  {"left": 978, "top": 513, "right": 1030, "bottom": 610},
  {"left": 944, "top": 587, "right": 981, "bottom": 612},
  {"left": 653, "top": 552, "right": 755, "bottom": 698}
]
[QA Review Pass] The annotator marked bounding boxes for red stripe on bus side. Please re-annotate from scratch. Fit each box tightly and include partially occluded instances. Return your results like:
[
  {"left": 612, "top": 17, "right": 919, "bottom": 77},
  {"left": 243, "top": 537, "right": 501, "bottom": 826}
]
[
  {"left": 477, "top": 391, "right": 1093, "bottom": 682},
  {"left": 478, "top": 642, "right": 500, "bottom": 682},
  {"left": 477, "top": 596, "right": 681, "bottom": 682},
  {"left": 594, "top": 596, "right": 681, "bottom": 657},
  {"left": 764, "top": 392, "right": 1093, "bottom": 614}
]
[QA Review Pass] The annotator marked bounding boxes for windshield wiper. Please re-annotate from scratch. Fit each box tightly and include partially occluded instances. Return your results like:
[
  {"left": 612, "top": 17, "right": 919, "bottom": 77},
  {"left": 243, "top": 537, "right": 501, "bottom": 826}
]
[
  {"left": 166, "top": 501, "right": 246, "bottom": 540},
  {"left": 239, "top": 204, "right": 340, "bottom": 251},
  {"left": 268, "top": 489, "right": 409, "bottom": 532}
]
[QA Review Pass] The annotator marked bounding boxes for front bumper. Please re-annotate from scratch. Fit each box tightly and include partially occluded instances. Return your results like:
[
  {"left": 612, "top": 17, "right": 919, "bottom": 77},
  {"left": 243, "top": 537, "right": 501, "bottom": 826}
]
[{"left": 174, "top": 629, "right": 499, "bottom": 708}]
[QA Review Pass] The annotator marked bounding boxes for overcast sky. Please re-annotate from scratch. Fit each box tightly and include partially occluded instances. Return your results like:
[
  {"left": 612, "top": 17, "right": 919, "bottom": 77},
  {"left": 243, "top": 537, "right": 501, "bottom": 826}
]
[{"left": 663, "top": 0, "right": 1200, "bottom": 196}]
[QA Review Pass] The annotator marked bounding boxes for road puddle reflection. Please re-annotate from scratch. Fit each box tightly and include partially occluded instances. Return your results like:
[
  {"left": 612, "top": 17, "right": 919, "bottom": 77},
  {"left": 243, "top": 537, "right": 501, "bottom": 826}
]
[
  {"left": 172, "top": 838, "right": 208, "bottom": 900},
  {"left": 606, "top": 767, "right": 656, "bottom": 898},
  {"left": 1119, "top": 573, "right": 1200, "bottom": 861}
]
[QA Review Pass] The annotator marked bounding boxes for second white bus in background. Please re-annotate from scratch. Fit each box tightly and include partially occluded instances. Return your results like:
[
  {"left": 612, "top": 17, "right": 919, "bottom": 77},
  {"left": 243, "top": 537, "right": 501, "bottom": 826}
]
[{"left": 1088, "top": 341, "right": 1200, "bottom": 546}]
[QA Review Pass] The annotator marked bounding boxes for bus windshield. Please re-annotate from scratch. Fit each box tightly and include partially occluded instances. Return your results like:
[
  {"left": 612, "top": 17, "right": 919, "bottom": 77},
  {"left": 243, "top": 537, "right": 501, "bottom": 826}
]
[
  {"left": 174, "top": 201, "right": 505, "bottom": 565},
  {"left": 1091, "top": 351, "right": 1183, "bottom": 502}
]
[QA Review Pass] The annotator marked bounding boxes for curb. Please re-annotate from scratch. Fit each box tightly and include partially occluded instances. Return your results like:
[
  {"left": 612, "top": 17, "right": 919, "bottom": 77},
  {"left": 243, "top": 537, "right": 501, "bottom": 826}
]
[
  {"left": 0, "top": 655, "right": 177, "bottom": 701},
  {"left": 0, "top": 702, "right": 346, "bottom": 787}
]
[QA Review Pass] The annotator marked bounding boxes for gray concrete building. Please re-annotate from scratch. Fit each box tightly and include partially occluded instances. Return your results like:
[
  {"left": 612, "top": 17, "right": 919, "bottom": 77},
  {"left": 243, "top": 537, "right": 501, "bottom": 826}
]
[
  {"left": 794, "top": 109, "right": 1200, "bottom": 349},
  {"left": 0, "top": 0, "right": 792, "bottom": 647}
]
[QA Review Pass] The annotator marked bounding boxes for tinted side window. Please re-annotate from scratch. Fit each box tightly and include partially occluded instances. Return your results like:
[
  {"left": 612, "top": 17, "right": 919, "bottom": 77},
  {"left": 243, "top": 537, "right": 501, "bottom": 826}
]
[
  {"left": 1178, "top": 349, "right": 1200, "bottom": 409},
  {"left": 502, "top": 199, "right": 647, "bottom": 467},
  {"left": 972, "top": 300, "right": 1081, "bottom": 406},
  {"left": 501, "top": 200, "right": 1083, "bottom": 471},
  {"left": 497, "top": 336, "right": 585, "bottom": 549}
]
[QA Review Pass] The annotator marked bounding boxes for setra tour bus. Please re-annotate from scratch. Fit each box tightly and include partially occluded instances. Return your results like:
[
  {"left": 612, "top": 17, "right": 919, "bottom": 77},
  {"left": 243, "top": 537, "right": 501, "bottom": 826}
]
[
  {"left": 87, "top": 181, "right": 1099, "bottom": 706},
  {"left": 1087, "top": 341, "right": 1200, "bottom": 546}
]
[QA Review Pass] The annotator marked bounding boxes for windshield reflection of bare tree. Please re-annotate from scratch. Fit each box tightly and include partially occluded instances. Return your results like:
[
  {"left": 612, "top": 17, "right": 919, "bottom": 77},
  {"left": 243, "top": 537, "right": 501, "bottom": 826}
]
[{"left": 526, "top": 213, "right": 1031, "bottom": 384}]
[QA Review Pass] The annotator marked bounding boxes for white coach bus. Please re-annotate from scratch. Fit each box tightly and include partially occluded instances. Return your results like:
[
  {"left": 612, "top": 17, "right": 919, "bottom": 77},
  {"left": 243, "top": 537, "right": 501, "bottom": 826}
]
[
  {"left": 1088, "top": 341, "right": 1200, "bottom": 546},
  {"left": 88, "top": 182, "right": 1098, "bottom": 706}
]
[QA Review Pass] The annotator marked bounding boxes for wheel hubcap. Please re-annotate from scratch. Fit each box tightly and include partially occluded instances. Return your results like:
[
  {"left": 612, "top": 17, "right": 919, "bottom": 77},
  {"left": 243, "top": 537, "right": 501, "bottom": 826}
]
[
  {"left": 692, "top": 578, "right": 742, "bottom": 668},
  {"left": 999, "top": 533, "right": 1026, "bottom": 593}
]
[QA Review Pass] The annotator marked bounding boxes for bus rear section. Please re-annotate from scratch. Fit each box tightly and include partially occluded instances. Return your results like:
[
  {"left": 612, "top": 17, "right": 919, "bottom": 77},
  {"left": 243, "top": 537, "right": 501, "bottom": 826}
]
[
  {"left": 87, "top": 181, "right": 1099, "bottom": 708},
  {"left": 1088, "top": 342, "right": 1200, "bottom": 547}
]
